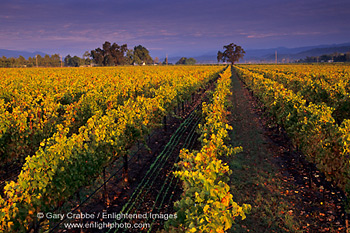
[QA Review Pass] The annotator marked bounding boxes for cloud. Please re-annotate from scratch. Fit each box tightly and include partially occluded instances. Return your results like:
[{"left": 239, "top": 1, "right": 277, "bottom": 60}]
[
  {"left": 245, "top": 31, "right": 322, "bottom": 39},
  {"left": 159, "top": 30, "right": 178, "bottom": 36},
  {"left": 0, "top": 0, "right": 349, "bottom": 56}
]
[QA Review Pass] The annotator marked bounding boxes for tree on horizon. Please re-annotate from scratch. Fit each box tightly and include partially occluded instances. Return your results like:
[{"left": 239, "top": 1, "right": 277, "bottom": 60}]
[
  {"left": 133, "top": 45, "right": 153, "bottom": 65},
  {"left": 175, "top": 57, "right": 196, "bottom": 65},
  {"left": 217, "top": 43, "right": 245, "bottom": 65},
  {"left": 90, "top": 41, "right": 128, "bottom": 66}
]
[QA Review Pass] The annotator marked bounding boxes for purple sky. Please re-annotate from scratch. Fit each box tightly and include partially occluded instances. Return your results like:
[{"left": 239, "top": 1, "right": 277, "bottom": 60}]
[{"left": 1, "top": 0, "right": 350, "bottom": 57}]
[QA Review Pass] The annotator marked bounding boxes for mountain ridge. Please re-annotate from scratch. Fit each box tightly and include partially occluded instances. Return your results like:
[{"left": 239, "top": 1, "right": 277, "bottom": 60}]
[
  {"left": 0, "top": 49, "right": 48, "bottom": 59},
  {"left": 188, "top": 42, "right": 350, "bottom": 63},
  {"left": 2, "top": 42, "right": 350, "bottom": 63}
]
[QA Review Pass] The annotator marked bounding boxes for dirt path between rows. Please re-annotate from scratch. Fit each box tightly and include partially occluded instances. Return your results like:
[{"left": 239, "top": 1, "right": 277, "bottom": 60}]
[{"left": 227, "top": 68, "right": 346, "bottom": 232}]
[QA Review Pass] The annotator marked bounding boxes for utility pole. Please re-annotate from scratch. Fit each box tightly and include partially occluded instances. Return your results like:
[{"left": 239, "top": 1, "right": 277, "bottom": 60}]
[
  {"left": 60, "top": 55, "right": 63, "bottom": 67},
  {"left": 166, "top": 54, "right": 168, "bottom": 65},
  {"left": 275, "top": 50, "right": 278, "bottom": 64},
  {"left": 36, "top": 55, "right": 38, "bottom": 68}
]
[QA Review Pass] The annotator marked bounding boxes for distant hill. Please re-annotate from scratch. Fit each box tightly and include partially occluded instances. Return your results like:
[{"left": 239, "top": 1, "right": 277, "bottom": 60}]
[
  {"left": 242, "top": 43, "right": 350, "bottom": 63},
  {"left": 261, "top": 45, "right": 350, "bottom": 62},
  {"left": 180, "top": 42, "right": 350, "bottom": 64},
  {"left": 4, "top": 42, "right": 350, "bottom": 64},
  {"left": 293, "top": 46, "right": 350, "bottom": 58},
  {"left": 0, "top": 49, "right": 48, "bottom": 59}
]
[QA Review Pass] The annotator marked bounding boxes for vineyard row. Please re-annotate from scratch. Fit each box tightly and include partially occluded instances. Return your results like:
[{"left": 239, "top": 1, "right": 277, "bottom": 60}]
[
  {"left": 235, "top": 66, "right": 350, "bottom": 200},
  {"left": 0, "top": 66, "right": 223, "bottom": 232},
  {"left": 164, "top": 66, "right": 251, "bottom": 232}
]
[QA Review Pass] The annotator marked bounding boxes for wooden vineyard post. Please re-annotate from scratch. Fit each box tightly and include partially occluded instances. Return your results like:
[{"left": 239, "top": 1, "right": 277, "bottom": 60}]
[
  {"left": 137, "top": 140, "right": 140, "bottom": 162},
  {"left": 308, "top": 165, "right": 313, "bottom": 188},
  {"left": 346, "top": 196, "right": 350, "bottom": 233},
  {"left": 32, "top": 218, "right": 40, "bottom": 233},
  {"left": 76, "top": 192, "right": 83, "bottom": 233},
  {"left": 103, "top": 167, "right": 109, "bottom": 207},
  {"left": 163, "top": 115, "right": 167, "bottom": 131},
  {"left": 123, "top": 153, "right": 128, "bottom": 183}
]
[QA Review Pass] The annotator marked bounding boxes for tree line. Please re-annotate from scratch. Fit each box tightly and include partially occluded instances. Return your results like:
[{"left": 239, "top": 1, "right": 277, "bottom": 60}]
[
  {"left": 0, "top": 54, "right": 93, "bottom": 68},
  {"left": 1, "top": 41, "right": 249, "bottom": 68},
  {"left": 175, "top": 57, "right": 196, "bottom": 65},
  {"left": 0, "top": 54, "right": 63, "bottom": 68},
  {"left": 90, "top": 42, "right": 153, "bottom": 66},
  {"left": 297, "top": 52, "right": 350, "bottom": 63},
  {"left": 0, "top": 42, "right": 155, "bottom": 68}
]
